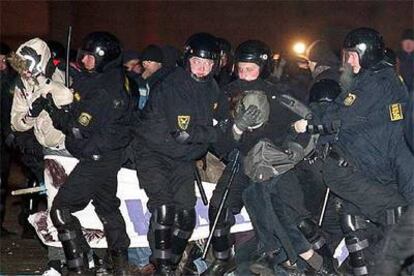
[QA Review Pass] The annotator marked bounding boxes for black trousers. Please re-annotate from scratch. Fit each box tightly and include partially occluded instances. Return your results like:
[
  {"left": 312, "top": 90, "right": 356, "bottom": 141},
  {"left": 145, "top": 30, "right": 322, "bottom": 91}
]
[
  {"left": 321, "top": 156, "right": 407, "bottom": 223},
  {"left": 136, "top": 150, "right": 196, "bottom": 212},
  {"left": 51, "top": 151, "right": 130, "bottom": 251}
]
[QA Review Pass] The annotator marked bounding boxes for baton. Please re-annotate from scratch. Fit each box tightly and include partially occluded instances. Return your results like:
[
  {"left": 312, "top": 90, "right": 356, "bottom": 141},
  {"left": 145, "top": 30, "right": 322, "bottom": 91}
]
[
  {"left": 202, "top": 150, "right": 240, "bottom": 260},
  {"left": 11, "top": 186, "right": 46, "bottom": 196},
  {"left": 318, "top": 188, "right": 330, "bottom": 227},
  {"left": 65, "top": 26, "right": 72, "bottom": 87},
  {"left": 194, "top": 165, "right": 208, "bottom": 206}
]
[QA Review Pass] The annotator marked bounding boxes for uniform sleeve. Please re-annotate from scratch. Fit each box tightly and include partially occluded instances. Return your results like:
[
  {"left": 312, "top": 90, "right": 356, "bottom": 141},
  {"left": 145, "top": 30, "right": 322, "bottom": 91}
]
[
  {"left": 10, "top": 87, "right": 35, "bottom": 132},
  {"left": 392, "top": 131, "right": 414, "bottom": 204}
]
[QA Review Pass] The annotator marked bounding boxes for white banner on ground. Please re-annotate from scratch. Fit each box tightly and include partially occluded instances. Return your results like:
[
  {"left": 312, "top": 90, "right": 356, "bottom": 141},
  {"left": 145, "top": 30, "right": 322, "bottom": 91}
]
[{"left": 29, "top": 155, "right": 252, "bottom": 248}]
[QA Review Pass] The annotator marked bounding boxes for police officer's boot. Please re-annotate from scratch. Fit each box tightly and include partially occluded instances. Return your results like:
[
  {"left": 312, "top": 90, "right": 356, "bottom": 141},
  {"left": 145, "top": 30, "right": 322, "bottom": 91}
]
[
  {"left": 150, "top": 205, "right": 175, "bottom": 276},
  {"left": 109, "top": 249, "right": 129, "bottom": 276},
  {"left": 249, "top": 250, "right": 280, "bottom": 276},
  {"left": 202, "top": 207, "right": 236, "bottom": 276},
  {"left": 170, "top": 209, "right": 196, "bottom": 272},
  {"left": 298, "top": 218, "right": 338, "bottom": 276}
]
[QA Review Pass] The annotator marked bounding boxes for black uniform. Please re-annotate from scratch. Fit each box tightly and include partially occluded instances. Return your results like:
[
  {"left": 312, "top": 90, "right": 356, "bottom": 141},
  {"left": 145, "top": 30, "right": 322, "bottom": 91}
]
[
  {"left": 49, "top": 56, "right": 133, "bottom": 273},
  {"left": 134, "top": 66, "right": 227, "bottom": 272},
  {"left": 314, "top": 64, "right": 414, "bottom": 275}
]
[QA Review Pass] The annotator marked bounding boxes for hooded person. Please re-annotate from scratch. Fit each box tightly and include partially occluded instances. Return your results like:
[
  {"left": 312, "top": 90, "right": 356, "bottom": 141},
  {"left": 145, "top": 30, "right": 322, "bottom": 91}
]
[{"left": 9, "top": 37, "right": 73, "bottom": 149}]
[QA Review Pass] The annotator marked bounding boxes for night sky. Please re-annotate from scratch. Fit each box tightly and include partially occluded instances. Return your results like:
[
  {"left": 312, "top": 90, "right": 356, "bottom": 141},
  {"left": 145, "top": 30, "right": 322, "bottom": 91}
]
[{"left": 1, "top": 1, "right": 413, "bottom": 54}]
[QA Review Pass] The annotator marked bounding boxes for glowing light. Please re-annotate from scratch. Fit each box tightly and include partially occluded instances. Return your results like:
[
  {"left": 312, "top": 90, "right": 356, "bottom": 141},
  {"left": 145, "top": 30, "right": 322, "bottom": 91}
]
[{"left": 293, "top": 42, "right": 306, "bottom": 55}]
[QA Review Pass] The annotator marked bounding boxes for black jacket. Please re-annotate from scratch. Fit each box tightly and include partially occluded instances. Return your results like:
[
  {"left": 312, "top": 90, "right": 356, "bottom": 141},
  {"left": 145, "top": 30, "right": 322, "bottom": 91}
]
[
  {"left": 322, "top": 65, "right": 414, "bottom": 203},
  {"left": 56, "top": 58, "right": 133, "bottom": 159},
  {"left": 137, "top": 67, "right": 227, "bottom": 161}
]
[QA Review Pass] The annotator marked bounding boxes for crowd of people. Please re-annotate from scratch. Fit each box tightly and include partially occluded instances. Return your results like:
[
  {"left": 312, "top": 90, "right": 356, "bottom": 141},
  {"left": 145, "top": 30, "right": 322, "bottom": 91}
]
[{"left": 0, "top": 26, "right": 413, "bottom": 276}]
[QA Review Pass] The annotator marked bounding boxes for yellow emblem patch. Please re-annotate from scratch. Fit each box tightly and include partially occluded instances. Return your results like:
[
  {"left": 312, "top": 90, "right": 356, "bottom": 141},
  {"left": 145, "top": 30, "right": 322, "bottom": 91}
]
[
  {"left": 124, "top": 77, "right": 130, "bottom": 93},
  {"left": 73, "top": 92, "right": 81, "bottom": 102},
  {"left": 344, "top": 93, "right": 357, "bottom": 106},
  {"left": 389, "top": 103, "right": 403, "bottom": 121},
  {"left": 177, "top": 115, "right": 190, "bottom": 130},
  {"left": 78, "top": 112, "right": 92, "bottom": 127}
]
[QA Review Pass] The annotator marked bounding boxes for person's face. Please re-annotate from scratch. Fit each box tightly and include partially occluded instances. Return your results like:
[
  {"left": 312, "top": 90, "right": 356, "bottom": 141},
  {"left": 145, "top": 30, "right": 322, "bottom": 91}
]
[
  {"left": 0, "top": 54, "right": 7, "bottom": 71},
  {"left": 189, "top": 56, "right": 214, "bottom": 78},
  {"left": 401, "top": 39, "right": 414, "bottom": 53},
  {"left": 343, "top": 51, "right": 361, "bottom": 74},
  {"left": 237, "top": 62, "right": 260, "bottom": 81},
  {"left": 220, "top": 54, "right": 228, "bottom": 68},
  {"left": 124, "top": 59, "right": 143, "bottom": 74},
  {"left": 81, "top": 54, "right": 96, "bottom": 71},
  {"left": 142, "top": 61, "right": 162, "bottom": 78}
]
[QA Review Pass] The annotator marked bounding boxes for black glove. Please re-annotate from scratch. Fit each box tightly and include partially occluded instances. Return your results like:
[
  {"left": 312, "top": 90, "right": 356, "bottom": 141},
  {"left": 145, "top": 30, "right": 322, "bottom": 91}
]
[
  {"left": 171, "top": 130, "right": 191, "bottom": 144},
  {"left": 285, "top": 141, "right": 305, "bottom": 162},
  {"left": 29, "top": 96, "right": 47, "bottom": 117},
  {"left": 234, "top": 105, "right": 261, "bottom": 132}
]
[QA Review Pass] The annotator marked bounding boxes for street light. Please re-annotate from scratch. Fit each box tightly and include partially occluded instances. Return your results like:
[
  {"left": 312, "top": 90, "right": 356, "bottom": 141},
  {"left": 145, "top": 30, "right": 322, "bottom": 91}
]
[{"left": 293, "top": 42, "right": 306, "bottom": 55}]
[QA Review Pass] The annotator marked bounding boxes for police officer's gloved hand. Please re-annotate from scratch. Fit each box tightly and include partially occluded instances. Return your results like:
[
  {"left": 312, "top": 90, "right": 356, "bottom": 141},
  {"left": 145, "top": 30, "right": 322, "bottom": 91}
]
[
  {"left": 293, "top": 119, "right": 308, "bottom": 133},
  {"left": 285, "top": 141, "right": 305, "bottom": 162},
  {"left": 234, "top": 105, "right": 262, "bottom": 133},
  {"left": 171, "top": 130, "right": 191, "bottom": 144},
  {"left": 29, "top": 96, "right": 47, "bottom": 117}
]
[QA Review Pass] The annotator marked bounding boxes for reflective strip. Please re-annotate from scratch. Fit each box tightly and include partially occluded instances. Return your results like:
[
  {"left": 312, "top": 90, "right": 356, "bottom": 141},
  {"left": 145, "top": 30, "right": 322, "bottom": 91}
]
[
  {"left": 214, "top": 249, "right": 230, "bottom": 260},
  {"left": 353, "top": 265, "right": 368, "bottom": 275},
  {"left": 347, "top": 239, "right": 369, "bottom": 253},
  {"left": 172, "top": 228, "right": 192, "bottom": 240},
  {"left": 153, "top": 249, "right": 171, "bottom": 260},
  {"left": 312, "top": 237, "right": 326, "bottom": 250}
]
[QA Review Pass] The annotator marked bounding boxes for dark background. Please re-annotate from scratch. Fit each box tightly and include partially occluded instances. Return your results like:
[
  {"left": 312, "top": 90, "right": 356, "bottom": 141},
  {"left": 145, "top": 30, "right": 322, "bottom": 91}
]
[{"left": 1, "top": 1, "right": 413, "bottom": 55}]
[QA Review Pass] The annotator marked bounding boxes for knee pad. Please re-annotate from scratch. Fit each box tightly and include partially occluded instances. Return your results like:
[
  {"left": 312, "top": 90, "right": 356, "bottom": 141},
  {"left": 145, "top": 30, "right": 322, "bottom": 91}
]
[
  {"left": 298, "top": 218, "right": 326, "bottom": 250},
  {"left": 340, "top": 214, "right": 369, "bottom": 234},
  {"left": 151, "top": 205, "right": 175, "bottom": 259},
  {"left": 153, "top": 205, "right": 175, "bottom": 228},
  {"left": 50, "top": 207, "right": 74, "bottom": 229},
  {"left": 174, "top": 208, "right": 196, "bottom": 232},
  {"left": 171, "top": 209, "right": 196, "bottom": 265}
]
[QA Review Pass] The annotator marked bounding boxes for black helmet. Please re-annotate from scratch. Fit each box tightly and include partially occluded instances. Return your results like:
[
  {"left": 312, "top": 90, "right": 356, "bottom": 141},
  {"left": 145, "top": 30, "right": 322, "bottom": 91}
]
[
  {"left": 184, "top": 32, "right": 220, "bottom": 61},
  {"left": 343, "top": 27, "right": 385, "bottom": 69},
  {"left": 234, "top": 40, "right": 272, "bottom": 78},
  {"left": 309, "top": 79, "right": 341, "bottom": 103},
  {"left": 216, "top": 37, "right": 232, "bottom": 56},
  {"left": 47, "top": 40, "right": 65, "bottom": 60},
  {"left": 78, "top": 31, "right": 122, "bottom": 72},
  {"left": 383, "top": 47, "right": 397, "bottom": 67}
]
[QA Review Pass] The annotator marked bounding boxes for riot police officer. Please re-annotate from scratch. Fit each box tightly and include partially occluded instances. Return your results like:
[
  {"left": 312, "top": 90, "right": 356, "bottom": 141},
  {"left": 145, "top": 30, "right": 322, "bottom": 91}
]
[
  {"left": 204, "top": 40, "right": 313, "bottom": 275},
  {"left": 134, "top": 33, "right": 229, "bottom": 275},
  {"left": 295, "top": 27, "right": 414, "bottom": 275},
  {"left": 47, "top": 32, "right": 133, "bottom": 275}
]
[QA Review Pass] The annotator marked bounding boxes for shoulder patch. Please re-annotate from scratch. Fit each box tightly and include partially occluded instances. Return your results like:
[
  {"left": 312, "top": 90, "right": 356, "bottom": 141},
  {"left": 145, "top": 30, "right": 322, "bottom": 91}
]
[
  {"left": 124, "top": 76, "right": 130, "bottom": 93},
  {"left": 389, "top": 103, "right": 403, "bottom": 121},
  {"left": 78, "top": 112, "right": 92, "bottom": 127},
  {"left": 343, "top": 93, "right": 357, "bottom": 106},
  {"left": 73, "top": 91, "right": 81, "bottom": 102}
]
